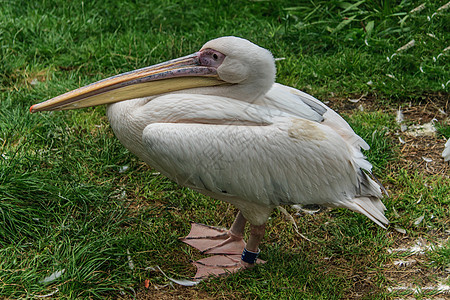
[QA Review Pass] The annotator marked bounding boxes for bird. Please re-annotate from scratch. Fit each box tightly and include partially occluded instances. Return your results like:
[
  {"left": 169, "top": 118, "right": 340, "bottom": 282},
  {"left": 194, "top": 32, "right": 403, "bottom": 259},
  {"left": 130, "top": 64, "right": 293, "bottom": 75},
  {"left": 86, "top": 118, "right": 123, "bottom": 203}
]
[
  {"left": 443, "top": 138, "right": 450, "bottom": 162},
  {"left": 31, "top": 36, "right": 388, "bottom": 279}
]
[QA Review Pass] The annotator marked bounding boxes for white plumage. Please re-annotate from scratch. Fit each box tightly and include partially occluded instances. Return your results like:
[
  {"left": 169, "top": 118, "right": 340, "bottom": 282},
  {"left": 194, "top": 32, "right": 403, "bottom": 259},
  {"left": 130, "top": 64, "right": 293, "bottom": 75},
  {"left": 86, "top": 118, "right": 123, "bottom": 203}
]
[
  {"left": 31, "top": 36, "right": 388, "bottom": 274},
  {"left": 107, "top": 86, "right": 387, "bottom": 227},
  {"left": 443, "top": 138, "right": 450, "bottom": 162}
]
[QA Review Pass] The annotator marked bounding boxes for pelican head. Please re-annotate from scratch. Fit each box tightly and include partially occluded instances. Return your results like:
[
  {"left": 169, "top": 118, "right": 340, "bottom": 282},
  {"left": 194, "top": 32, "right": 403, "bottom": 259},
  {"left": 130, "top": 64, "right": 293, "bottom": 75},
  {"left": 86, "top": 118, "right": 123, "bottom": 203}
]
[{"left": 30, "top": 36, "right": 276, "bottom": 112}]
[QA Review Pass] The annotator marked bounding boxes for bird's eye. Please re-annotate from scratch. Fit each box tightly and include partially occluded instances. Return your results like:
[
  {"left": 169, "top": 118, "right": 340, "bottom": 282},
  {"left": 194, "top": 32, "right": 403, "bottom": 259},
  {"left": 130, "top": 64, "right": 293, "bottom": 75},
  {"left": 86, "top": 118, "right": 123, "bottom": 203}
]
[{"left": 198, "top": 49, "right": 224, "bottom": 67}]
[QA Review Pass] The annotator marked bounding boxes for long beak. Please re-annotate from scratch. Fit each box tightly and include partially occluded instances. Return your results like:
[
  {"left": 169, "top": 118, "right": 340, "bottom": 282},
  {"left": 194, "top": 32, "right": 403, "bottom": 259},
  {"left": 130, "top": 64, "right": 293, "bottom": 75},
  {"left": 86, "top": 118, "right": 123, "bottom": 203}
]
[{"left": 30, "top": 53, "right": 227, "bottom": 112}]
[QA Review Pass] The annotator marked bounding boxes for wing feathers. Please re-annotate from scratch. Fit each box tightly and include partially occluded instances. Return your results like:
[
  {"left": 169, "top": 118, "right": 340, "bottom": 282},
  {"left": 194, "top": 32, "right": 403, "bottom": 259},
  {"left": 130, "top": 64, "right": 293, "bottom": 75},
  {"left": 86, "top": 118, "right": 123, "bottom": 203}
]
[{"left": 115, "top": 87, "right": 388, "bottom": 228}]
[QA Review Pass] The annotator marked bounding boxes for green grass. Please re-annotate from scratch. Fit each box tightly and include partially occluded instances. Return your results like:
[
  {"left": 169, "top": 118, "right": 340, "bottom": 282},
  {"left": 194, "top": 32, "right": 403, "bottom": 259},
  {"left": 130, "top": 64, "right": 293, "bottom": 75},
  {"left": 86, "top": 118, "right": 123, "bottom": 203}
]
[
  {"left": 1, "top": 0, "right": 449, "bottom": 298},
  {"left": 435, "top": 121, "right": 450, "bottom": 139}
]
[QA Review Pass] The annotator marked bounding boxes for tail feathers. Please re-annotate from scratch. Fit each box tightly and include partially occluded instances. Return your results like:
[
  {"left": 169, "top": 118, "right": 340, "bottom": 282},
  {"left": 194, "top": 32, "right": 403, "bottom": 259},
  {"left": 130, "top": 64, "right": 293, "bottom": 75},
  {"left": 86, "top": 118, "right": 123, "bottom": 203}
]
[
  {"left": 351, "top": 197, "right": 389, "bottom": 229},
  {"left": 352, "top": 149, "right": 373, "bottom": 172},
  {"left": 350, "top": 170, "right": 388, "bottom": 228},
  {"left": 358, "top": 169, "right": 383, "bottom": 199},
  {"left": 370, "top": 172, "right": 389, "bottom": 197},
  {"left": 338, "top": 130, "right": 370, "bottom": 152}
]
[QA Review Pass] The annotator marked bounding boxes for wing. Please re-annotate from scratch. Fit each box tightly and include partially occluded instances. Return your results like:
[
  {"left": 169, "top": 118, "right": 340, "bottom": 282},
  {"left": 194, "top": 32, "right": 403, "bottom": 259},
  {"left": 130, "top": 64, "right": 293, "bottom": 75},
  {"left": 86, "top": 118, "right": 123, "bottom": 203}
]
[
  {"left": 256, "top": 84, "right": 372, "bottom": 171},
  {"left": 256, "top": 84, "right": 326, "bottom": 122},
  {"left": 263, "top": 84, "right": 370, "bottom": 149},
  {"left": 140, "top": 99, "right": 386, "bottom": 227}
]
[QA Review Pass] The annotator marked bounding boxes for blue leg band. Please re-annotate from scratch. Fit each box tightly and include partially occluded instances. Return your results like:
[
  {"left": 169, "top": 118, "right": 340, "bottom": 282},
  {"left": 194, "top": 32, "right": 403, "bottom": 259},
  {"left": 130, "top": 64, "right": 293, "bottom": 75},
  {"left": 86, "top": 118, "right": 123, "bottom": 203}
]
[{"left": 241, "top": 248, "right": 260, "bottom": 264}]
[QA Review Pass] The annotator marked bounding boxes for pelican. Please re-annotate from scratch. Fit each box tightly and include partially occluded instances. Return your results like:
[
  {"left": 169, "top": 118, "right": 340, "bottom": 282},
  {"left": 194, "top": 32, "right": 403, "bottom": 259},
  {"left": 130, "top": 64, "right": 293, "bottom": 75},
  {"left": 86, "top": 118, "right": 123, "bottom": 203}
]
[
  {"left": 31, "top": 36, "right": 388, "bottom": 278},
  {"left": 443, "top": 139, "right": 450, "bottom": 162}
]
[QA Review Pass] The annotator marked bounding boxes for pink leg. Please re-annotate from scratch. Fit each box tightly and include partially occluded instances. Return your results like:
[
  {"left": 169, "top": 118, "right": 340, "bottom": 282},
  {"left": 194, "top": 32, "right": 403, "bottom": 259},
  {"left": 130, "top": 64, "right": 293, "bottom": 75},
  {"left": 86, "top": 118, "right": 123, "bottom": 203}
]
[
  {"left": 191, "top": 222, "right": 266, "bottom": 279},
  {"left": 240, "top": 224, "right": 266, "bottom": 268},
  {"left": 181, "top": 212, "right": 267, "bottom": 279},
  {"left": 181, "top": 212, "right": 247, "bottom": 254}
]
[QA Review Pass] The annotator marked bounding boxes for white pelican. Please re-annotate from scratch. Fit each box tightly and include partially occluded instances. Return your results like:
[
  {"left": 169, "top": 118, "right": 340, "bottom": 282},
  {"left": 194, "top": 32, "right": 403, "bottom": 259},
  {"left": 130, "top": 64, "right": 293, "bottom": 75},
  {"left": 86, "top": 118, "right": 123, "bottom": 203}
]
[
  {"left": 31, "top": 36, "right": 388, "bottom": 278},
  {"left": 443, "top": 139, "right": 450, "bottom": 162}
]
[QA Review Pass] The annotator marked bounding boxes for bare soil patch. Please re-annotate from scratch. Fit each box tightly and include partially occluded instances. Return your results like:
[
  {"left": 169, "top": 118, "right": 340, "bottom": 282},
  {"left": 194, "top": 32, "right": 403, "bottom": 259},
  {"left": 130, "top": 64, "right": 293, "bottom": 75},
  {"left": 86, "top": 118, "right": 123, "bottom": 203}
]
[
  {"left": 382, "top": 233, "right": 449, "bottom": 299},
  {"left": 119, "top": 287, "right": 218, "bottom": 300},
  {"left": 398, "top": 135, "right": 449, "bottom": 177},
  {"left": 332, "top": 92, "right": 449, "bottom": 177}
]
